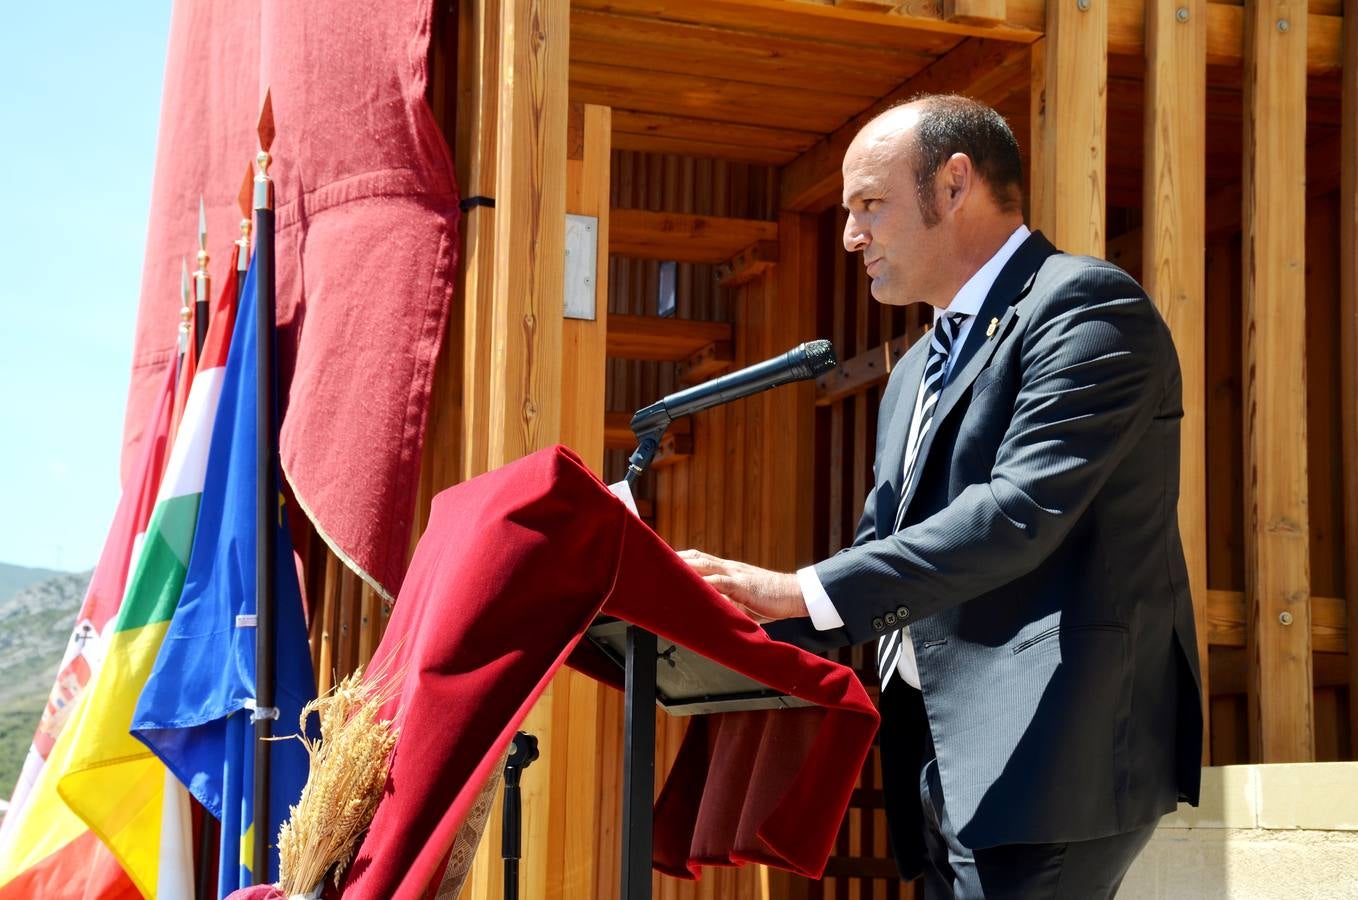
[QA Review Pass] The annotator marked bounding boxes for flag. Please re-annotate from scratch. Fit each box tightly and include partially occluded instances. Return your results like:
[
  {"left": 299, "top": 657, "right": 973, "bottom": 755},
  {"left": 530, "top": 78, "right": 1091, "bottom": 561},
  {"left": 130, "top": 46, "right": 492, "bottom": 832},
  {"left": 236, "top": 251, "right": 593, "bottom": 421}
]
[
  {"left": 133, "top": 256, "right": 317, "bottom": 896},
  {"left": 43, "top": 263, "right": 241, "bottom": 899},
  {"left": 0, "top": 355, "right": 177, "bottom": 899}
]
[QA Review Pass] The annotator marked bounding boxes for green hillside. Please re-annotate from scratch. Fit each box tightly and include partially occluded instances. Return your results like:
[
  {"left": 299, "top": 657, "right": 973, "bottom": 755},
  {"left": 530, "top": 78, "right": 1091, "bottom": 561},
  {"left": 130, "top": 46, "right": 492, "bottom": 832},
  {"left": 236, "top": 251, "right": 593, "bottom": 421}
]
[{"left": 0, "top": 569, "right": 89, "bottom": 799}]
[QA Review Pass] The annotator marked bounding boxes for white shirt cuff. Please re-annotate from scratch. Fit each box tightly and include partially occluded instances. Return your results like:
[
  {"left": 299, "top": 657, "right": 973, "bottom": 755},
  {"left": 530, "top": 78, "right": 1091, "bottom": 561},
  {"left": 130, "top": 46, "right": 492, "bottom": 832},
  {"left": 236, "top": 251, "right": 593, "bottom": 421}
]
[{"left": 797, "top": 565, "right": 846, "bottom": 631}]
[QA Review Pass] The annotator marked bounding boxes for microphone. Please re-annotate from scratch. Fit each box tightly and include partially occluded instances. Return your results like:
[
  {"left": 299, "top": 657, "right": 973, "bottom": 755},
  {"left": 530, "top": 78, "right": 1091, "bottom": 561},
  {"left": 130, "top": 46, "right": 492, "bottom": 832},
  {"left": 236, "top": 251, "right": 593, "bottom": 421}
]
[{"left": 630, "top": 339, "right": 838, "bottom": 436}]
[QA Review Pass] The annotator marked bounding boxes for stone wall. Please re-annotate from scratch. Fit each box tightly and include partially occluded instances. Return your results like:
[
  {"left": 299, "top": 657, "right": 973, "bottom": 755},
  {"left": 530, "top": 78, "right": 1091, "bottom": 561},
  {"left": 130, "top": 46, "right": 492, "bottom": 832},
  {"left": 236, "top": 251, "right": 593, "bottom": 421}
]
[{"left": 1121, "top": 763, "right": 1358, "bottom": 898}]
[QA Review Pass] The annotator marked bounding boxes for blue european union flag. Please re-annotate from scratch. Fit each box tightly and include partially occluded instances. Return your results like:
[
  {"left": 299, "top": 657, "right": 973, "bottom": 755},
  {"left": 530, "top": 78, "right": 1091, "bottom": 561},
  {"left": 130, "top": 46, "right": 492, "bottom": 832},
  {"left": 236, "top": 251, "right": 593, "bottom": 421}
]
[{"left": 132, "top": 256, "right": 317, "bottom": 896}]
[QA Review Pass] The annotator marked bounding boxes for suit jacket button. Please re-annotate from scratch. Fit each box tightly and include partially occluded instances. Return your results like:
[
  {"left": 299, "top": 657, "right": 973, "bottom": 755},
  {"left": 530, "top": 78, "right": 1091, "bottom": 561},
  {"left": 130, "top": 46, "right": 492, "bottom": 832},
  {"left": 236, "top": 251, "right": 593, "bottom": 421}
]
[
  {"left": 884, "top": 612, "right": 897, "bottom": 626},
  {"left": 872, "top": 617, "right": 885, "bottom": 632},
  {"left": 896, "top": 605, "right": 909, "bottom": 620}
]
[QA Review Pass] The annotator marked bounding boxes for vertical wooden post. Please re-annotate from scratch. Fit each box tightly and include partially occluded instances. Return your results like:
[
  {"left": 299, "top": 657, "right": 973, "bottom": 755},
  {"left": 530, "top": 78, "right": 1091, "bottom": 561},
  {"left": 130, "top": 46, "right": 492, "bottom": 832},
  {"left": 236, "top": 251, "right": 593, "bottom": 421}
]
[
  {"left": 1144, "top": 0, "right": 1209, "bottom": 760},
  {"left": 463, "top": 0, "right": 570, "bottom": 897},
  {"left": 1341, "top": 0, "right": 1358, "bottom": 747},
  {"left": 544, "top": 101, "right": 613, "bottom": 900},
  {"left": 459, "top": 0, "right": 501, "bottom": 481},
  {"left": 1242, "top": 0, "right": 1313, "bottom": 762},
  {"left": 487, "top": 0, "right": 568, "bottom": 465},
  {"left": 1029, "top": 0, "right": 1107, "bottom": 257}
]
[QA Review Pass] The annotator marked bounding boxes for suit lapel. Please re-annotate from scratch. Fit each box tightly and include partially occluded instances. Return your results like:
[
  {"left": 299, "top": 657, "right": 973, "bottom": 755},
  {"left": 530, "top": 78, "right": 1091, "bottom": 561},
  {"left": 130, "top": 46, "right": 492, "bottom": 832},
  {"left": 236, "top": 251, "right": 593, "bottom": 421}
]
[
  {"left": 876, "top": 333, "right": 931, "bottom": 538},
  {"left": 895, "top": 231, "right": 1059, "bottom": 523}
]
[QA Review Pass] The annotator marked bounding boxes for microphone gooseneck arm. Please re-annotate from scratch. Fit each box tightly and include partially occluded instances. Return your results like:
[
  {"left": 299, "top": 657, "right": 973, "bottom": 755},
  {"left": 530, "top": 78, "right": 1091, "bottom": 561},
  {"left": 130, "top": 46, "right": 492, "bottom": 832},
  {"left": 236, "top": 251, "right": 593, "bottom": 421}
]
[{"left": 624, "top": 339, "right": 837, "bottom": 485}]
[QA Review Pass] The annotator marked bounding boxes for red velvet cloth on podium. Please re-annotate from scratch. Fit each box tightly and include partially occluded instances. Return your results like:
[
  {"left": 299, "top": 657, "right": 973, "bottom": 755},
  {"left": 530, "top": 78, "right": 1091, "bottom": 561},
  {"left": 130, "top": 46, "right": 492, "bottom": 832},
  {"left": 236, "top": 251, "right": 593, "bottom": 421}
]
[{"left": 338, "top": 446, "right": 879, "bottom": 898}]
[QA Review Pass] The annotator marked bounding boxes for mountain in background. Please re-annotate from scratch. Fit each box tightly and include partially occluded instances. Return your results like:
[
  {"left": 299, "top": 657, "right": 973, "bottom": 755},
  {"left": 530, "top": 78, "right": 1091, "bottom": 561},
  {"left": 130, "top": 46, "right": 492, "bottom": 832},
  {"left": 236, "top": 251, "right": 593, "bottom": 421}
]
[{"left": 0, "top": 564, "right": 90, "bottom": 800}]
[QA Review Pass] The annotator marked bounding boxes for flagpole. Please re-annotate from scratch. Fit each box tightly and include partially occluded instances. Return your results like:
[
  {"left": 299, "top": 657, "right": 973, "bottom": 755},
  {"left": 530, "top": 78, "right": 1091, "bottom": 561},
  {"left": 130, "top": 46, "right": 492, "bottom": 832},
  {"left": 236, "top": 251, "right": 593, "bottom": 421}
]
[
  {"left": 194, "top": 199, "right": 210, "bottom": 357},
  {"left": 177, "top": 257, "right": 191, "bottom": 387},
  {"left": 237, "top": 163, "right": 252, "bottom": 306},
  {"left": 251, "top": 95, "right": 278, "bottom": 885}
]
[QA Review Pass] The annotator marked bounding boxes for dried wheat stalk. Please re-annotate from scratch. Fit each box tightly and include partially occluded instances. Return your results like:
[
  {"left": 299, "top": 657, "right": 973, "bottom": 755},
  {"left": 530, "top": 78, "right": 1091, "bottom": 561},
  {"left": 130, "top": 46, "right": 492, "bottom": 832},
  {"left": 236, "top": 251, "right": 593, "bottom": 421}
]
[{"left": 276, "top": 665, "right": 400, "bottom": 893}]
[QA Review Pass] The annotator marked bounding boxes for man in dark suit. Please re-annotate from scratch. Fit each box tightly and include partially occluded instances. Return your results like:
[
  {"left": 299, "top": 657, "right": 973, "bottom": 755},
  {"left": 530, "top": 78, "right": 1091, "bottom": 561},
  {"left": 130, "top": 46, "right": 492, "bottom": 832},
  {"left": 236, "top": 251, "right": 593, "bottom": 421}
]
[{"left": 679, "top": 95, "right": 1202, "bottom": 898}]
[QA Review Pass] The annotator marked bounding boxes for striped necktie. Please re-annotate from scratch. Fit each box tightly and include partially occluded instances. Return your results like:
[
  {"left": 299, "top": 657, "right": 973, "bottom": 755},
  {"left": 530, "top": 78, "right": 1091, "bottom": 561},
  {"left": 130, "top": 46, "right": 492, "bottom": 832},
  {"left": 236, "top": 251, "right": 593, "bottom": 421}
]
[{"left": 877, "top": 312, "right": 968, "bottom": 688}]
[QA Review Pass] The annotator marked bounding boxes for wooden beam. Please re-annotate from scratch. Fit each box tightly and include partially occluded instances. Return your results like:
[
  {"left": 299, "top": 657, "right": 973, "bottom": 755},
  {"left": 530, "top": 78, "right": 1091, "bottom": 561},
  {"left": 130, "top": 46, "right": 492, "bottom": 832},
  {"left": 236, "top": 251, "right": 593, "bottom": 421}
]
[
  {"left": 561, "top": 103, "right": 612, "bottom": 476},
  {"left": 779, "top": 38, "right": 1031, "bottom": 212},
  {"left": 946, "top": 0, "right": 1008, "bottom": 27},
  {"left": 476, "top": 0, "right": 569, "bottom": 896},
  {"left": 554, "top": 105, "right": 610, "bottom": 899},
  {"left": 570, "top": 60, "right": 870, "bottom": 133},
  {"left": 609, "top": 208, "right": 778, "bottom": 263},
  {"left": 458, "top": 0, "right": 501, "bottom": 481},
  {"left": 572, "top": 0, "right": 1344, "bottom": 72},
  {"left": 1144, "top": 0, "right": 1208, "bottom": 762},
  {"left": 604, "top": 411, "right": 690, "bottom": 450},
  {"left": 765, "top": 212, "right": 821, "bottom": 568},
  {"left": 650, "top": 431, "right": 695, "bottom": 467},
  {"left": 606, "top": 313, "right": 733, "bottom": 361},
  {"left": 715, "top": 240, "right": 778, "bottom": 287},
  {"left": 676, "top": 340, "right": 735, "bottom": 384},
  {"left": 569, "top": 9, "right": 931, "bottom": 95},
  {"left": 814, "top": 335, "right": 909, "bottom": 406},
  {"left": 1030, "top": 0, "right": 1106, "bottom": 257},
  {"left": 1207, "top": 590, "right": 1346, "bottom": 655},
  {"left": 570, "top": 0, "right": 1041, "bottom": 48},
  {"left": 1342, "top": 0, "right": 1358, "bottom": 747},
  {"left": 1242, "top": 0, "right": 1313, "bottom": 763}
]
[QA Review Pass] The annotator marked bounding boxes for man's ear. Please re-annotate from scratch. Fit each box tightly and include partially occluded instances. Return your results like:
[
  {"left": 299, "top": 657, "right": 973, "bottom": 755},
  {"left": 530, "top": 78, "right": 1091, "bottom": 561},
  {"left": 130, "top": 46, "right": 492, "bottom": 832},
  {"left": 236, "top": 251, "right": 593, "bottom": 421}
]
[{"left": 943, "top": 153, "right": 973, "bottom": 208}]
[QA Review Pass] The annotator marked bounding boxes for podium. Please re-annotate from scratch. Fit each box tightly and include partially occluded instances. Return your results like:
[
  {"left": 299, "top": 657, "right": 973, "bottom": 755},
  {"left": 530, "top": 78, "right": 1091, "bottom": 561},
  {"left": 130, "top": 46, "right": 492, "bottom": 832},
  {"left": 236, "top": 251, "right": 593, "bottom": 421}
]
[{"left": 586, "top": 619, "right": 814, "bottom": 900}]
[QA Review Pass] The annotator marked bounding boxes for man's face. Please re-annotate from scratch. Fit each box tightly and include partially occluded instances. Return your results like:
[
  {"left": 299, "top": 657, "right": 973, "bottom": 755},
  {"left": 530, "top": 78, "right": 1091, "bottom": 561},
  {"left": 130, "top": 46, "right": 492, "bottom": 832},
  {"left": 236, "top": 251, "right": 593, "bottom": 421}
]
[{"left": 840, "top": 111, "right": 949, "bottom": 308}]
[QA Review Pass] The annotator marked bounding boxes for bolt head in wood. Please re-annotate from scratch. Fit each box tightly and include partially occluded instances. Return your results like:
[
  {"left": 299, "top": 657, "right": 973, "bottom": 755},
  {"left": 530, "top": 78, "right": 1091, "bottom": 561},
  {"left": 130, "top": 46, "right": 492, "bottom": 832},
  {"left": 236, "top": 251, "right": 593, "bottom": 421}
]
[
  {"left": 1279, "top": 611, "right": 1294, "bottom": 625},
  {"left": 1076, "top": 0, "right": 1089, "bottom": 10},
  {"left": 1176, "top": 6, "right": 1189, "bottom": 22},
  {"left": 1276, "top": 18, "right": 1289, "bottom": 32}
]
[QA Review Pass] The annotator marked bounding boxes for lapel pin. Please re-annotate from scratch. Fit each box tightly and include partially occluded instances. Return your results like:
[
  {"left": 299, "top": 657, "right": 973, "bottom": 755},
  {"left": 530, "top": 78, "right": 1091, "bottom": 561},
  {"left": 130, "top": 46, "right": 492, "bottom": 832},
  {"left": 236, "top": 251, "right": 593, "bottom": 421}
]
[{"left": 986, "top": 316, "right": 999, "bottom": 338}]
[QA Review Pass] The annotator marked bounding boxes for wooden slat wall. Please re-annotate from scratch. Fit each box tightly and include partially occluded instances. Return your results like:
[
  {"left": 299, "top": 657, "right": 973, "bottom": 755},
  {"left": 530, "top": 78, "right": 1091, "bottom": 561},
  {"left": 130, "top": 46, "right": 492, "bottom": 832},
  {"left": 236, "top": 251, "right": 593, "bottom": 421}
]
[
  {"left": 785, "top": 208, "right": 925, "bottom": 900},
  {"left": 599, "top": 149, "right": 778, "bottom": 900}
]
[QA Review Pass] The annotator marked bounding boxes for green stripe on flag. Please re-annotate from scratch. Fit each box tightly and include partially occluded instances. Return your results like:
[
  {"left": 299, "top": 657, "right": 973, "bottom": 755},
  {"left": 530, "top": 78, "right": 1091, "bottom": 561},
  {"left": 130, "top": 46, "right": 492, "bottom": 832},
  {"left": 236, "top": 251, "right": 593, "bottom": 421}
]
[{"left": 114, "top": 493, "right": 201, "bottom": 632}]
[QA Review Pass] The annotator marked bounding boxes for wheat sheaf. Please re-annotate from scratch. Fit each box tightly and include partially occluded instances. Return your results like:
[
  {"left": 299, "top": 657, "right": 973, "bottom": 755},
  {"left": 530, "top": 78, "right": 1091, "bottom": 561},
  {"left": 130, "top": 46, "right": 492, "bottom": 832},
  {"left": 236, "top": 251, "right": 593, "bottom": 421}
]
[{"left": 276, "top": 665, "right": 400, "bottom": 894}]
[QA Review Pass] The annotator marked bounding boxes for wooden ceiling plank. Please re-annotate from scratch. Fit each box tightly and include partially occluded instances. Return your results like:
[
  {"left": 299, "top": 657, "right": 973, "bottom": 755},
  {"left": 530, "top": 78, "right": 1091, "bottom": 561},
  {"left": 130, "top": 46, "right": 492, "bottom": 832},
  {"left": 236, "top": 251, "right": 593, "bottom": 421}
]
[
  {"left": 570, "top": 9, "right": 932, "bottom": 88},
  {"left": 606, "top": 313, "right": 735, "bottom": 360},
  {"left": 570, "top": 0, "right": 1039, "bottom": 50},
  {"left": 610, "top": 207, "right": 779, "bottom": 263},
  {"left": 568, "top": 82, "right": 851, "bottom": 134},
  {"left": 610, "top": 130, "right": 798, "bottom": 165},
  {"left": 611, "top": 109, "right": 819, "bottom": 153},
  {"left": 779, "top": 37, "right": 1031, "bottom": 212}
]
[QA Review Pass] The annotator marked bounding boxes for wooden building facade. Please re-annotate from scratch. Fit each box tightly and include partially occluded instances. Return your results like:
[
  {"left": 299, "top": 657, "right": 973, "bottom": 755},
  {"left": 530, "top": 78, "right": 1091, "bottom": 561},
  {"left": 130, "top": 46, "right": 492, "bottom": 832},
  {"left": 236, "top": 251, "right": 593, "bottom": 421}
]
[{"left": 300, "top": 0, "right": 1358, "bottom": 896}]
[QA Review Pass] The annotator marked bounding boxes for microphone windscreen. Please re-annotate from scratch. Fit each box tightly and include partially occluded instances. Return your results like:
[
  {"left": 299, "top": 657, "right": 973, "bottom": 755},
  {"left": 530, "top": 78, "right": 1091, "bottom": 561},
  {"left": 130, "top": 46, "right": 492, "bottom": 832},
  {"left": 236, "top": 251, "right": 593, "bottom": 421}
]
[{"left": 802, "top": 339, "right": 838, "bottom": 376}]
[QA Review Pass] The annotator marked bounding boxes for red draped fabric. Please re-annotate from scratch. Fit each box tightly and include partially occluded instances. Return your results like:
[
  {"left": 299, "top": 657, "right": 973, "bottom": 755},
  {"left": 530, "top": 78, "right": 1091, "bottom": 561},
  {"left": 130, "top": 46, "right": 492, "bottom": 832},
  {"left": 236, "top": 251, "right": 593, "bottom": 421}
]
[
  {"left": 341, "top": 447, "right": 879, "bottom": 898},
  {"left": 122, "top": 0, "right": 457, "bottom": 598}
]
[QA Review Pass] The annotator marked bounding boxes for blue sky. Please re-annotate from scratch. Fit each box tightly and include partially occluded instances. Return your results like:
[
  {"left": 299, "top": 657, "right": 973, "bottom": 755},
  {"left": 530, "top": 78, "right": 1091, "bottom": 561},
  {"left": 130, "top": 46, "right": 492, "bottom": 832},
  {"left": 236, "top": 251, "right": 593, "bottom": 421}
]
[{"left": 0, "top": 2, "right": 171, "bottom": 572}]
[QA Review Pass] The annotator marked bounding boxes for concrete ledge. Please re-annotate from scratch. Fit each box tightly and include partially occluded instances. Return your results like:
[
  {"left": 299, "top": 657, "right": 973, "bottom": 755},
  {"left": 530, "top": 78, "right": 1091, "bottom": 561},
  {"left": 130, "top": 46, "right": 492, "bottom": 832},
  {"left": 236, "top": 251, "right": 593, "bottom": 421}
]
[
  {"left": 1122, "top": 764, "right": 1358, "bottom": 898},
  {"left": 1160, "top": 762, "right": 1358, "bottom": 832}
]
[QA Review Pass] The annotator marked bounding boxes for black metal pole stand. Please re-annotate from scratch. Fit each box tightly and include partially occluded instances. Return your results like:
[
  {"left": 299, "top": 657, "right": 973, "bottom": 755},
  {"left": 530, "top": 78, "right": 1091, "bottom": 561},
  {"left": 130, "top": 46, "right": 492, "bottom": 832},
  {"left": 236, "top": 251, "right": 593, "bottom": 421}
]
[
  {"left": 621, "top": 626, "right": 657, "bottom": 900},
  {"left": 502, "top": 731, "right": 539, "bottom": 900},
  {"left": 618, "top": 437, "right": 664, "bottom": 900}
]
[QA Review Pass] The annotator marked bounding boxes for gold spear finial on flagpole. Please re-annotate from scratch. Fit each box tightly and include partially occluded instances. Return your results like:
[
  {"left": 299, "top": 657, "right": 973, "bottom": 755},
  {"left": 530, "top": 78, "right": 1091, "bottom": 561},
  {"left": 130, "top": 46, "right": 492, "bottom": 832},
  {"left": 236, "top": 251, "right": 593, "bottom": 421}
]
[
  {"left": 254, "top": 88, "right": 275, "bottom": 213},
  {"left": 237, "top": 163, "right": 253, "bottom": 276},
  {"left": 194, "top": 198, "right": 211, "bottom": 356}
]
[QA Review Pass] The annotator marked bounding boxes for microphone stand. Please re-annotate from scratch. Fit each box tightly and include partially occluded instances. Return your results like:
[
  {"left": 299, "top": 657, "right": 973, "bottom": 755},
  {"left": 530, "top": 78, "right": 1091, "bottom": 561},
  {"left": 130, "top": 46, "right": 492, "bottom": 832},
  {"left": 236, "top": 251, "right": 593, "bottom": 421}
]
[
  {"left": 619, "top": 429, "right": 663, "bottom": 900},
  {"left": 502, "top": 731, "right": 539, "bottom": 900}
]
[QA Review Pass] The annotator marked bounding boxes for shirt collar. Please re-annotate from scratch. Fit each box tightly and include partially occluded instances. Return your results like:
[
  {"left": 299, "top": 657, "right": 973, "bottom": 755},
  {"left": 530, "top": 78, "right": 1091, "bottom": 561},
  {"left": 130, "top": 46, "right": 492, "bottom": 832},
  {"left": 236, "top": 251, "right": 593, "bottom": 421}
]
[{"left": 933, "top": 224, "right": 1031, "bottom": 323}]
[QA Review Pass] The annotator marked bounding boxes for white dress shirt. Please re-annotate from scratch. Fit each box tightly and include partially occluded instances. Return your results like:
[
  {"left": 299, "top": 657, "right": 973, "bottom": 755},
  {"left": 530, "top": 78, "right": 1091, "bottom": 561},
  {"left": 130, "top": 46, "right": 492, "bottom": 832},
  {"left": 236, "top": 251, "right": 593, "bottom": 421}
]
[{"left": 797, "top": 225, "right": 1031, "bottom": 689}]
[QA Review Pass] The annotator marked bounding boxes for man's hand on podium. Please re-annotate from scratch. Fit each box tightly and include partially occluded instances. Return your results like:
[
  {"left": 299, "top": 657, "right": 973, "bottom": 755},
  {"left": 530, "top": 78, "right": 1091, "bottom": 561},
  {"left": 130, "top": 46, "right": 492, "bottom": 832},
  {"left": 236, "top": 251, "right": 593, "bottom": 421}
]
[{"left": 677, "top": 550, "right": 808, "bottom": 624}]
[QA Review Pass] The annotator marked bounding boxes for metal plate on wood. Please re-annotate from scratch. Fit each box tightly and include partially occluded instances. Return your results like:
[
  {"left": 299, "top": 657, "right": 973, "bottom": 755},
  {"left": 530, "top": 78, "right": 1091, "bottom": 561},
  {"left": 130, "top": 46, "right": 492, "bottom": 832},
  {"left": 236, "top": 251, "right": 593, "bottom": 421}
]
[{"left": 564, "top": 213, "right": 598, "bottom": 320}]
